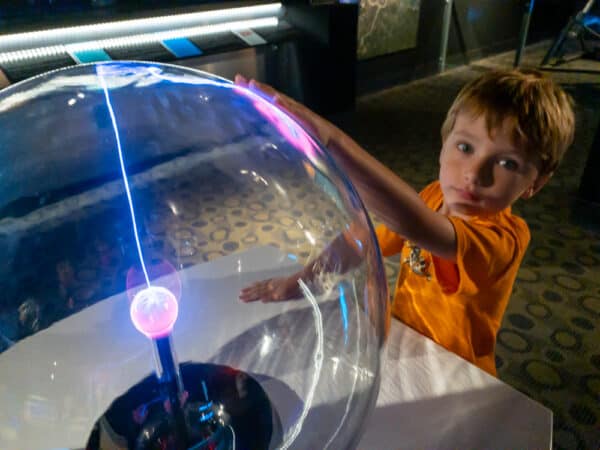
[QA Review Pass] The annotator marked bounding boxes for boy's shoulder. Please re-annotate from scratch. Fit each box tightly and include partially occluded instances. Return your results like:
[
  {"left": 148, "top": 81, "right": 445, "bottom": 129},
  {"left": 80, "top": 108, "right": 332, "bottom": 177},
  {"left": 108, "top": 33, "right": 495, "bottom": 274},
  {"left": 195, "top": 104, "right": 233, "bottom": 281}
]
[
  {"left": 418, "top": 181, "right": 443, "bottom": 206},
  {"left": 461, "top": 208, "right": 531, "bottom": 250}
]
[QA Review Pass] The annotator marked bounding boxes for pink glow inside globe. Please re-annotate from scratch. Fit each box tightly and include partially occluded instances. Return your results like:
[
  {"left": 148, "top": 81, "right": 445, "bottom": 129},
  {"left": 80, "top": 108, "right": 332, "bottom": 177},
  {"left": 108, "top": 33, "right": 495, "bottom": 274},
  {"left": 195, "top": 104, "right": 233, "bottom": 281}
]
[{"left": 130, "top": 286, "right": 179, "bottom": 339}]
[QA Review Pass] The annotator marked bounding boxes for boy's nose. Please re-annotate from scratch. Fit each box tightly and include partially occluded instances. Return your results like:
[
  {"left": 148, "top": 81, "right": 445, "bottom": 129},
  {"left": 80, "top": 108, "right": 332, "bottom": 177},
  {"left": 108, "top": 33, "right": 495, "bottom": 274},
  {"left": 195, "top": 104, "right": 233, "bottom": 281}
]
[
  {"left": 464, "top": 159, "right": 493, "bottom": 186},
  {"left": 464, "top": 168, "right": 480, "bottom": 185}
]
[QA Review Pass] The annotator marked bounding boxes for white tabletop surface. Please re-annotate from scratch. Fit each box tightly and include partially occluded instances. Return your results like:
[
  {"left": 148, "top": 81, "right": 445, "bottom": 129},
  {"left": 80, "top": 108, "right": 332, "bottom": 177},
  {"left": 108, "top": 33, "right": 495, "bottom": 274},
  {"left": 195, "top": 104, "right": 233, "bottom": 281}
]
[
  {"left": 358, "top": 318, "right": 552, "bottom": 450},
  {"left": 0, "top": 246, "right": 552, "bottom": 449}
]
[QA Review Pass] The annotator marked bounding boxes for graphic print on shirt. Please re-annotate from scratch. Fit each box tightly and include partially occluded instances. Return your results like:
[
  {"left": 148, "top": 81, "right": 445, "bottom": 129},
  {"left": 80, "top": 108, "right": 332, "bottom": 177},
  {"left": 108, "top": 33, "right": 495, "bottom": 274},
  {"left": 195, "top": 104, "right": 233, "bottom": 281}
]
[{"left": 403, "top": 242, "right": 431, "bottom": 280}]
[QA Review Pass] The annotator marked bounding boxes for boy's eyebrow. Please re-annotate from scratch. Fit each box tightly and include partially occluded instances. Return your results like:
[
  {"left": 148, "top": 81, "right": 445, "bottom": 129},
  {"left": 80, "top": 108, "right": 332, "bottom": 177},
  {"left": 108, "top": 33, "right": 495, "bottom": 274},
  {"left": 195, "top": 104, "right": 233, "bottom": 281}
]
[
  {"left": 453, "top": 128, "right": 525, "bottom": 155},
  {"left": 452, "top": 129, "right": 478, "bottom": 139}
]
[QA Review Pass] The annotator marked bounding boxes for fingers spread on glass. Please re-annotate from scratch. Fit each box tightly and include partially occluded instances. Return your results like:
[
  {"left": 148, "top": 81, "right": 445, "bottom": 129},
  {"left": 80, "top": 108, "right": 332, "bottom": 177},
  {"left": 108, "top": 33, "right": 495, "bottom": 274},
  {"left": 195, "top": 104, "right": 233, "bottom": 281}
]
[{"left": 239, "top": 277, "right": 300, "bottom": 303}]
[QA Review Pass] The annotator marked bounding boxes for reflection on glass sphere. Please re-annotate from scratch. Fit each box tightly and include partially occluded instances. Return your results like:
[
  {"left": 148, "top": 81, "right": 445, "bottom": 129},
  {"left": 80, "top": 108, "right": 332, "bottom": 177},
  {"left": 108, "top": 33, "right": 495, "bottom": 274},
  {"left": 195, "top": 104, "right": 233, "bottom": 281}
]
[{"left": 0, "top": 61, "right": 389, "bottom": 449}]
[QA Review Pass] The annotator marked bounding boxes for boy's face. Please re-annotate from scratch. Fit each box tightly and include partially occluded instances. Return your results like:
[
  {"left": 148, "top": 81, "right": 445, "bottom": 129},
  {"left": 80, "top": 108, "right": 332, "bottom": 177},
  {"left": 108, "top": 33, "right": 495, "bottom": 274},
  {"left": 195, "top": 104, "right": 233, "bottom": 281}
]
[{"left": 438, "top": 111, "right": 547, "bottom": 219}]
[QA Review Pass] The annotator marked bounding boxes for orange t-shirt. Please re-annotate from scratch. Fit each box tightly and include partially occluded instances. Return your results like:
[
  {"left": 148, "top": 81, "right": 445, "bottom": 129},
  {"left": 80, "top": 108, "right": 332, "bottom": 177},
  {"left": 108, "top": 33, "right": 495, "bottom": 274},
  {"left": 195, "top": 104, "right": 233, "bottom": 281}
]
[{"left": 376, "top": 181, "right": 530, "bottom": 376}]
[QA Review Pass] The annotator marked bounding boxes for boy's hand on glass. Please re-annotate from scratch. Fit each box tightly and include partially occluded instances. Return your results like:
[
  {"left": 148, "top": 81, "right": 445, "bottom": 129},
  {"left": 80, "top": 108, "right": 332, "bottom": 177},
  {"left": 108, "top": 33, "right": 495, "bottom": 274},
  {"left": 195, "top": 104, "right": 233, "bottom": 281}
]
[
  {"left": 234, "top": 74, "right": 336, "bottom": 148},
  {"left": 239, "top": 275, "right": 302, "bottom": 303}
]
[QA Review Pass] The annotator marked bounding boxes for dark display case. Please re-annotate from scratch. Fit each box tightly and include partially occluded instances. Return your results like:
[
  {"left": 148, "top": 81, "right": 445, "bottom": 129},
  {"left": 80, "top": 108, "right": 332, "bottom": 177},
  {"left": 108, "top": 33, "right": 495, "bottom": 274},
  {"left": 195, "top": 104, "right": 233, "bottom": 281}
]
[{"left": 0, "top": 0, "right": 358, "bottom": 113}]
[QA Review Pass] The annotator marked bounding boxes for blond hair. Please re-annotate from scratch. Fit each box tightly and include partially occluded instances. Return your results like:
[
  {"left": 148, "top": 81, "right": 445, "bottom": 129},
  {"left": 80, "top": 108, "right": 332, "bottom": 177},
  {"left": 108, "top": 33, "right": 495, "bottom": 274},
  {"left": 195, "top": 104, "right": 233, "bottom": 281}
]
[{"left": 441, "top": 69, "right": 575, "bottom": 175}]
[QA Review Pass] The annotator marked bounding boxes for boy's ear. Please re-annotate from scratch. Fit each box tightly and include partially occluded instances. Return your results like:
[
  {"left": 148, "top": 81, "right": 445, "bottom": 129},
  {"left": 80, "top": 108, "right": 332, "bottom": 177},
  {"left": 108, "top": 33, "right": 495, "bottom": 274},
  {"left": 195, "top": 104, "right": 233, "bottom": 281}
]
[{"left": 522, "top": 171, "right": 553, "bottom": 199}]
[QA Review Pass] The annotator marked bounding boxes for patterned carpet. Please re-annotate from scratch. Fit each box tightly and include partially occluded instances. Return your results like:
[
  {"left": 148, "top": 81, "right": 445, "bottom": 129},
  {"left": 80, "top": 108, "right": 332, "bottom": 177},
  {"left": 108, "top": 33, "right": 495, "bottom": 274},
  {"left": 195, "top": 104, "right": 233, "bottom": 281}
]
[{"left": 331, "top": 41, "right": 600, "bottom": 449}]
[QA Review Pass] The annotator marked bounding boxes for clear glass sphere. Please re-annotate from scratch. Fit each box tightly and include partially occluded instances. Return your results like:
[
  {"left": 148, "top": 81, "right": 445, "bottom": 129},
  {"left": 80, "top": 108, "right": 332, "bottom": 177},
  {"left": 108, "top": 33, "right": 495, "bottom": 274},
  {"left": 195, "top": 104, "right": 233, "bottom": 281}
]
[{"left": 0, "top": 61, "right": 389, "bottom": 450}]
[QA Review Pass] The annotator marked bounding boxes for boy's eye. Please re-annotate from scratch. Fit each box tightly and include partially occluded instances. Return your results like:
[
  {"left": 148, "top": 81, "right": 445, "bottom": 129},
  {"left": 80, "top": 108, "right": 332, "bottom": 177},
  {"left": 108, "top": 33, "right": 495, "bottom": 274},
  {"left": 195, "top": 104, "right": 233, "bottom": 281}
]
[
  {"left": 499, "top": 159, "right": 519, "bottom": 171},
  {"left": 457, "top": 143, "right": 472, "bottom": 153}
]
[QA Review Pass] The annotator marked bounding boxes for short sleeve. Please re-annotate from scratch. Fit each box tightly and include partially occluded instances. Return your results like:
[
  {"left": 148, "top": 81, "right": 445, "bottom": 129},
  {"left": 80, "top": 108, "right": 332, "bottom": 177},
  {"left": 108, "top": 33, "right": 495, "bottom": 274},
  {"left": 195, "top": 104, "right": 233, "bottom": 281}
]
[
  {"left": 375, "top": 224, "right": 405, "bottom": 257},
  {"left": 447, "top": 214, "right": 530, "bottom": 314}
]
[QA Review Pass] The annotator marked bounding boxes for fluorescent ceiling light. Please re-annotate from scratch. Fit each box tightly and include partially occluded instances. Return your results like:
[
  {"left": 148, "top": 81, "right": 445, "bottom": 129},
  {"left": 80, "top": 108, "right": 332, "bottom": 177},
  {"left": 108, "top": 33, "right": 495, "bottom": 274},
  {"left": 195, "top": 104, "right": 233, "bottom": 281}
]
[
  {"left": 0, "top": 17, "right": 278, "bottom": 64},
  {"left": 0, "top": 3, "right": 282, "bottom": 52}
]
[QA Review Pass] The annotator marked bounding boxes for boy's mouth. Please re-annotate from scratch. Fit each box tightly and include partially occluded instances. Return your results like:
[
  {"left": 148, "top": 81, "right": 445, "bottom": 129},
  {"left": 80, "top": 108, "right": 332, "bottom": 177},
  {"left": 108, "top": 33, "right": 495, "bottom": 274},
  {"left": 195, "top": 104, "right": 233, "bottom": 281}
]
[{"left": 457, "top": 188, "right": 480, "bottom": 202}]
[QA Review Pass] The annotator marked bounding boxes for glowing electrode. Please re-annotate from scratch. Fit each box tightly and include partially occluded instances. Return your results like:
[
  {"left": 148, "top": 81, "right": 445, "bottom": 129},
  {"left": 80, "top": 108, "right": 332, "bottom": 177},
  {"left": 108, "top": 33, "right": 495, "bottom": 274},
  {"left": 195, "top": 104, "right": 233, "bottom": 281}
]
[{"left": 130, "top": 286, "right": 179, "bottom": 339}]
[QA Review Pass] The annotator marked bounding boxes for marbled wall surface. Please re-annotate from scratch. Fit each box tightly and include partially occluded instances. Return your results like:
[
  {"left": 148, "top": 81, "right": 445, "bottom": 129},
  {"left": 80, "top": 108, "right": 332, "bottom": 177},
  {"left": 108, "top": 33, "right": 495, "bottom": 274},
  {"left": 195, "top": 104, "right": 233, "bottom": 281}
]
[{"left": 357, "top": 0, "right": 421, "bottom": 60}]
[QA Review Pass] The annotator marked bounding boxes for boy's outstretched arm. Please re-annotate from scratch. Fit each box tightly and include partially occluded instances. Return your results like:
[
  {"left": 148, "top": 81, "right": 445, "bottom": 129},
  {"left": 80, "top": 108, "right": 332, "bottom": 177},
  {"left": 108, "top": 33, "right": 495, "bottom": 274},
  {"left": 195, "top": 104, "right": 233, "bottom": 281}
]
[
  {"left": 239, "top": 224, "right": 365, "bottom": 302},
  {"left": 235, "top": 75, "right": 457, "bottom": 262}
]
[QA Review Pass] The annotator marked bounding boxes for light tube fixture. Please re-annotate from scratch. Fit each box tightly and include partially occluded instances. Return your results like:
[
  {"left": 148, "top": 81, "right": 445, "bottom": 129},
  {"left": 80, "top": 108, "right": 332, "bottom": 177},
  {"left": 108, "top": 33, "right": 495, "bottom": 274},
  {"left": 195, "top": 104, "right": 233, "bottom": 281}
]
[
  {"left": 0, "top": 3, "right": 282, "bottom": 52},
  {"left": 0, "top": 17, "right": 279, "bottom": 64}
]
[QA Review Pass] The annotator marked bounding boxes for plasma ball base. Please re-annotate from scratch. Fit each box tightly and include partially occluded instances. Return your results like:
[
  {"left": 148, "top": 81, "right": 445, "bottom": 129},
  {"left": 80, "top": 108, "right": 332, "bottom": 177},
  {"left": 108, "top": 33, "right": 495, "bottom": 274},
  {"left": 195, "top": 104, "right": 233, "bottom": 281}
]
[{"left": 86, "top": 363, "right": 280, "bottom": 450}]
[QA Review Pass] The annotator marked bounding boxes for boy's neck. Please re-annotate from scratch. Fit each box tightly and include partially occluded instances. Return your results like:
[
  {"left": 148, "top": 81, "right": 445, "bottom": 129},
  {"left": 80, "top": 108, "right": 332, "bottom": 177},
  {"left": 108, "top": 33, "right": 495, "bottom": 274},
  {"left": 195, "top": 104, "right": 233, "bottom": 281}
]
[{"left": 439, "top": 201, "right": 508, "bottom": 221}]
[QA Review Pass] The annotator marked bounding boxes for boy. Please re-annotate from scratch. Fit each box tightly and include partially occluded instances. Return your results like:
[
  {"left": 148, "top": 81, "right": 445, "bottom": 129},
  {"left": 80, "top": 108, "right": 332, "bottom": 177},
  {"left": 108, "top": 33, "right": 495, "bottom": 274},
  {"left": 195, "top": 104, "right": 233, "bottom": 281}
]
[{"left": 236, "top": 69, "right": 575, "bottom": 376}]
